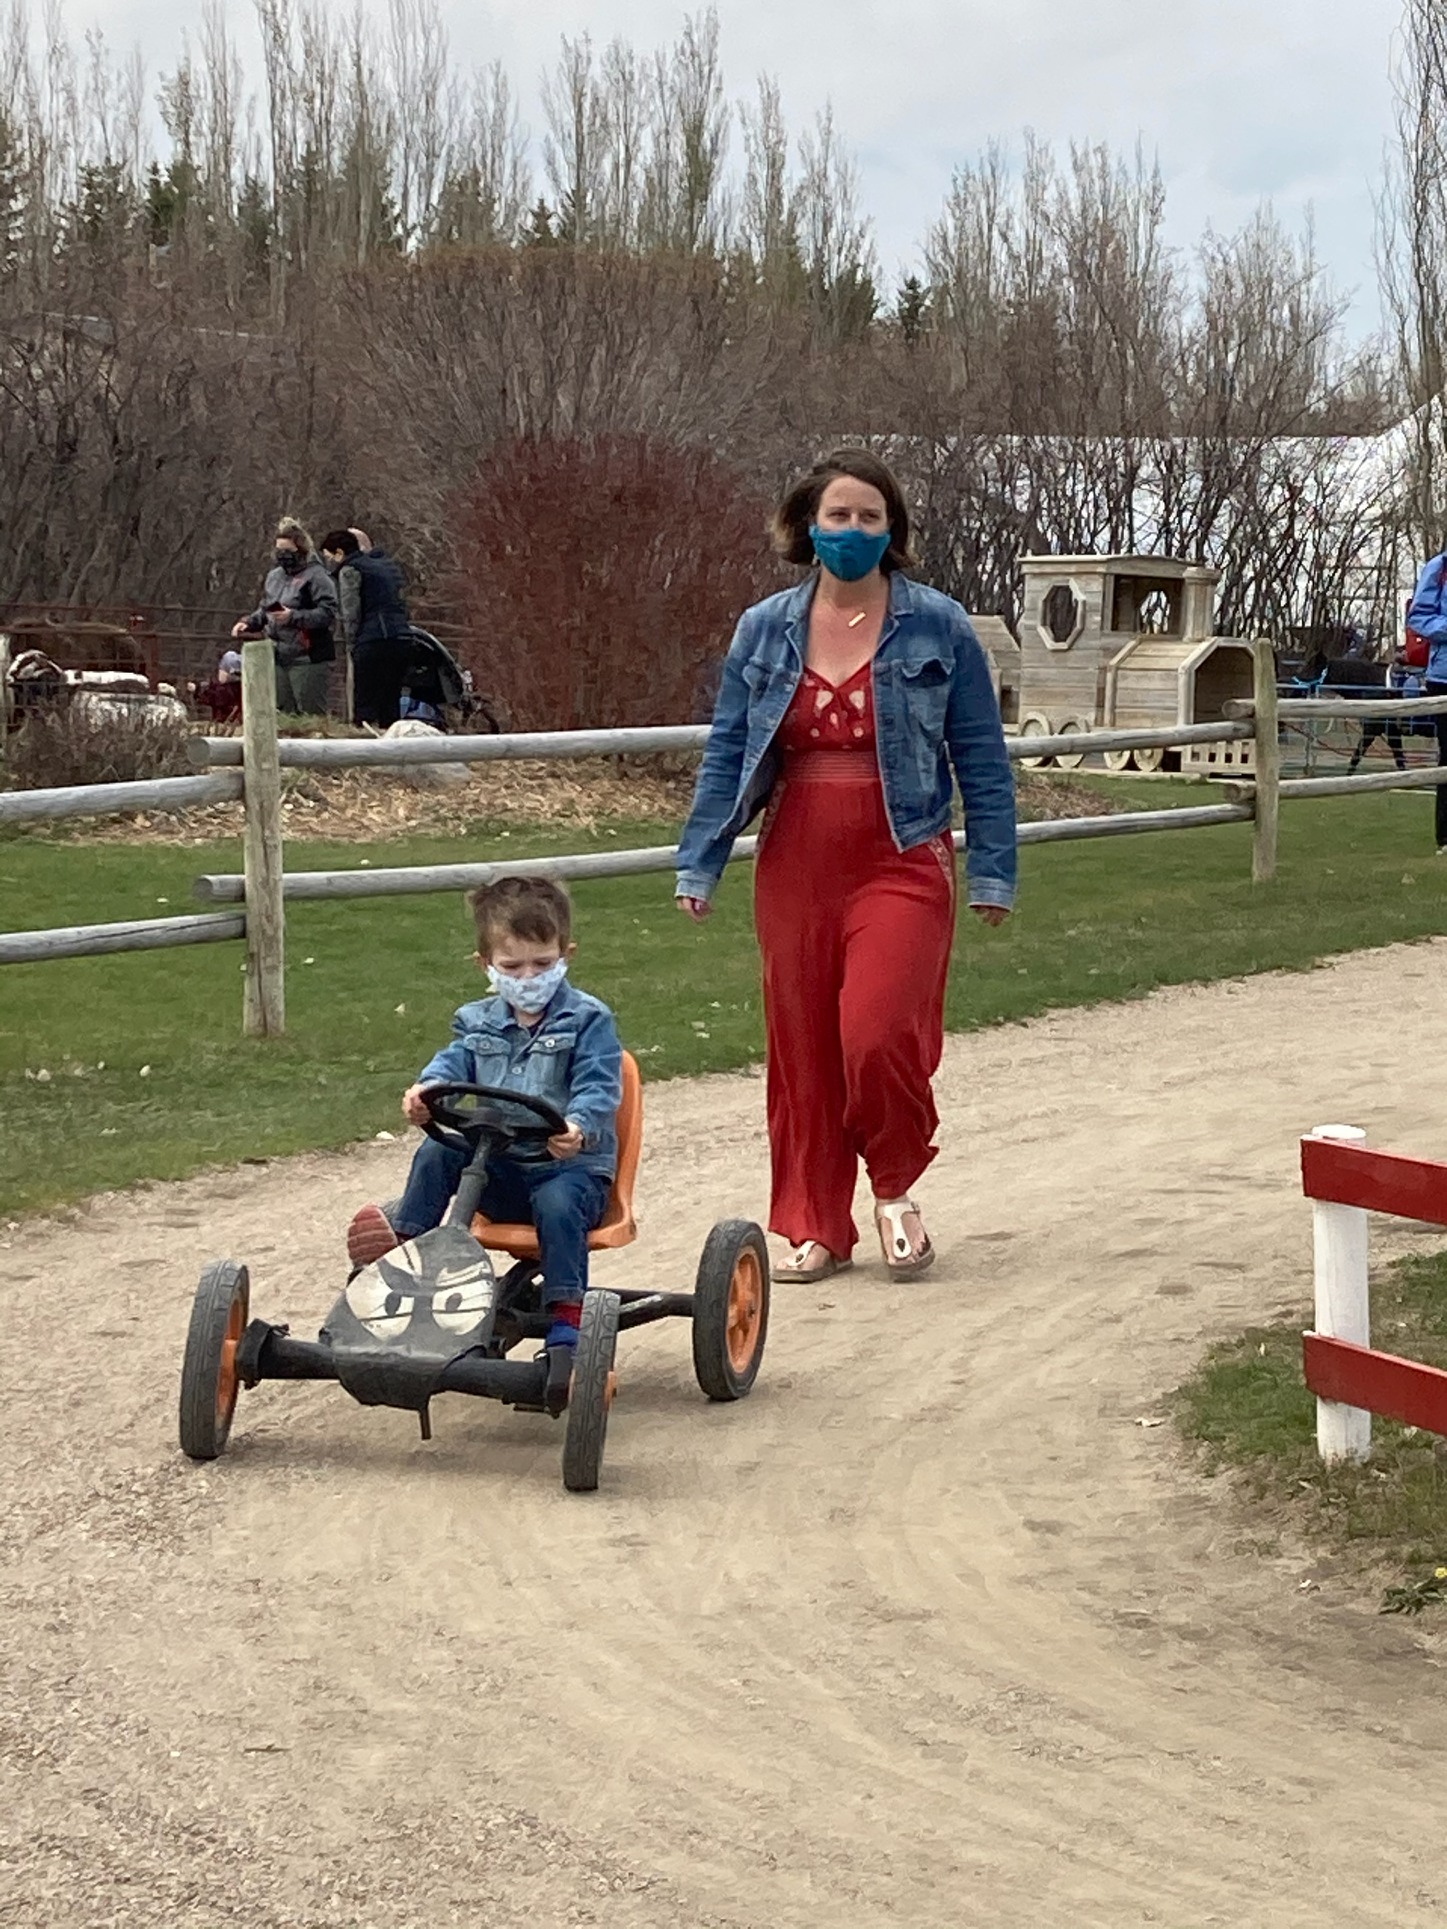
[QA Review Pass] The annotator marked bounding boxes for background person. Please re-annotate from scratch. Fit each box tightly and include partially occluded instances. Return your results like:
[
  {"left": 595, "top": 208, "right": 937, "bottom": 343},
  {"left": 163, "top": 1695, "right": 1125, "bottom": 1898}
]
[
  {"left": 190, "top": 647, "right": 243, "bottom": 724},
  {"left": 346, "top": 876, "right": 622, "bottom": 1366},
  {"left": 1404, "top": 546, "right": 1447, "bottom": 850},
  {"left": 231, "top": 517, "right": 338, "bottom": 716},
  {"left": 320, "top": 527, "right": 413, "bottom": 728},
  {"left": 675, "top": 447, "right": 1016, "bottom": 1285}
]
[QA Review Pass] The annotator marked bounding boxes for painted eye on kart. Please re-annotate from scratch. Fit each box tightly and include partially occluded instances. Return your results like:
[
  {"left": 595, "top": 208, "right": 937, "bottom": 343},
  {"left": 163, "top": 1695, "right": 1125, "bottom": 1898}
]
[
  {"left": 429, "top": 1263, "right": 494, "bottom": 1335},
  {"left": 345, "top": 1272, "right": 416, "bottom": 1338}
]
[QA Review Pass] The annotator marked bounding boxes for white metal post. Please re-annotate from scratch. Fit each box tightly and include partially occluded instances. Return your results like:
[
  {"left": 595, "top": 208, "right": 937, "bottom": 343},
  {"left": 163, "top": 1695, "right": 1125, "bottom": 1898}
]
[{"left": 1309, "top": 1123, "right": 1371, "bottom": 1464}]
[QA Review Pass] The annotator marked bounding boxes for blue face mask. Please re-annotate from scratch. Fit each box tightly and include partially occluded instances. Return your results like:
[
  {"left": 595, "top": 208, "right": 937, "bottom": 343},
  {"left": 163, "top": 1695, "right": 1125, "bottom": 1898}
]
[
  {"left": 487, "top": 956, "right": 568, "bottom": 1014},
  {"left": 810, "top": 524, "right": 891, "bottom": 583}
]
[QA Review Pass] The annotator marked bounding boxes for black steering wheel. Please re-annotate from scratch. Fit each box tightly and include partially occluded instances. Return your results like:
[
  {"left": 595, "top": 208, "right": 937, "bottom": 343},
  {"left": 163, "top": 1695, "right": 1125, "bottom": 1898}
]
[{"left": 417, "top": 1081, "right": 569, "bottom": 1155}]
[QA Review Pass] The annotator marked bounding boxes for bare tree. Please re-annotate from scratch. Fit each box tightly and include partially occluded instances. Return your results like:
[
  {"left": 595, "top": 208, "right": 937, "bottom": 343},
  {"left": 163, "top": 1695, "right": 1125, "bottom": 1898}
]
[
  {"left": 738, "top": 75, "right": 799, "bottom": 288},
  {"left": 1380, "top": 0, "right": 1447, "bottom": 548},
  {"left": 541, "top": 33, "right": 608, "bottom": 245},
  {"left": 795, "top": 106, "right": 876, "bottom": 342},
  {"left": 430, "top": 62, "right": 529, "bottom": 248},
  {"left": 640, "top": 10, "right": 730, "bottom": 255}
]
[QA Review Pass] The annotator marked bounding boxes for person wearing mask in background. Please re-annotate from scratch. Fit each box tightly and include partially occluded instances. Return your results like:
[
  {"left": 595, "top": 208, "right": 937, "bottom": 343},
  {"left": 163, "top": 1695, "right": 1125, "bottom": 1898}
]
[
  {"left": 1405, "top": 548, "right": 1447, "bottom": 852},
  {"left": 232, "top": 517, "right": 338, "bottom": 716},
  {"left": 320, "top": 527, "right": 414, "bottom": 729}
]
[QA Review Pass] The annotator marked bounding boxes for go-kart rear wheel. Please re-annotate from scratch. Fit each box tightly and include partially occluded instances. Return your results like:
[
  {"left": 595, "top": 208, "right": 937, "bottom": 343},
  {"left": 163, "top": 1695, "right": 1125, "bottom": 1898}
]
[
  {"left": 691, "top": 1220, "right": 769, "bottom": 1402},
  {"left": 179, "top": 1259, "right": 250, "bottom": 1461},
  {"left": 562, "top": 1289, "right": 620, "bottom": 1493}
]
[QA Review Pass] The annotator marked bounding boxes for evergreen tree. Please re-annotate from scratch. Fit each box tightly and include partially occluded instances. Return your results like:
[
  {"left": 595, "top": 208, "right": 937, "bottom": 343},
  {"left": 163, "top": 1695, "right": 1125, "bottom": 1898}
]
[
  {"left": 896, "top": 273, "right": 928, "bottom": 346},
  {"left": 523, "top": 198, "right": 558, "bottom": 247}
]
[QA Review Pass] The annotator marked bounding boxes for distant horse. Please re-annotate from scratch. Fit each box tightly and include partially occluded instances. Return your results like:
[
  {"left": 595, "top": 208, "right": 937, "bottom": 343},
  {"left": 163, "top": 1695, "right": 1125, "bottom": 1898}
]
[{"left": 1327, "top": 656, "right": 1409, "bottom": 773}]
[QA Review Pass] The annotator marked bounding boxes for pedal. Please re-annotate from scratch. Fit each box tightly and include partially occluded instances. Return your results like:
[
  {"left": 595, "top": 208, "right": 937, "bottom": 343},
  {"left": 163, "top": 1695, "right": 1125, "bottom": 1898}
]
[{"left": 544, "top": 1343, "right": 574, "bottom": 1418}]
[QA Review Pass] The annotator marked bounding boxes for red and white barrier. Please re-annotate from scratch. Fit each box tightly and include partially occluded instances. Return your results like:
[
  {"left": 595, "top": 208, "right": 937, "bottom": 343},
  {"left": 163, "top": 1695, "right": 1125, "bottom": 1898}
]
[{"left": 1301, "top": 1124, "right": 1447, "bottom": 1464}]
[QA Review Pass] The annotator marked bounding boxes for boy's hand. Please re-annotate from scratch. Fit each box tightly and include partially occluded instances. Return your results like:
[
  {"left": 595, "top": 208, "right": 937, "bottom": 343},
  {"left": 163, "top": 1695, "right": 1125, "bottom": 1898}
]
[
  {"left": 548, "top": 1120, "right": 585, "bottom": 1160},
  {"left": 402, "top": 1083, "right": 431, "bottom": 1126}
]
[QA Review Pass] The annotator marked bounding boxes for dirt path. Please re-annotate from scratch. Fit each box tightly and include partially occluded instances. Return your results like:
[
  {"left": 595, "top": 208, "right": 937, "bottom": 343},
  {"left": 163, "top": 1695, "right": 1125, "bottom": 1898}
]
[{"left": 6, "top": 944, "right": 1447, "bottom": 1928}]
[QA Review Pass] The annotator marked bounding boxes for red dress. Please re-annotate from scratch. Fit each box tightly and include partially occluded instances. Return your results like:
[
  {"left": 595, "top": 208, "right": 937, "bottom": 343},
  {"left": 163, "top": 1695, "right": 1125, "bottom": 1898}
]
[{"left": 753, "top": 663, "right": 956, "bottom": 1258}]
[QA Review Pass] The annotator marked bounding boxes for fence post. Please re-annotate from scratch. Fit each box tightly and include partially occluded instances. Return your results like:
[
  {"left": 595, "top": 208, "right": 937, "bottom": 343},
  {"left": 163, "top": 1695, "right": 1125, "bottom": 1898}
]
[
  {"left": 1309, "top": 1123, "right": 1372, "bottom": 1465},
  {"left": 241, "top": 639, "right": 286, "bottom": 1037},
  {"left": 1251, "top": 638, "right": 1279, "bottom": 883}
]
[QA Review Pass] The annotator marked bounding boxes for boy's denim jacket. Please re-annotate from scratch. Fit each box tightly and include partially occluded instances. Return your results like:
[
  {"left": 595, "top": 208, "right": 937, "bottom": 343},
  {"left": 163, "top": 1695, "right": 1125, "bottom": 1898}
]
[
  {"left": 675, "top": 573, "right": 1017, "bottom": 909},
  {"left": 416, "top": 982, "right": 622, "bottom": 1179}
]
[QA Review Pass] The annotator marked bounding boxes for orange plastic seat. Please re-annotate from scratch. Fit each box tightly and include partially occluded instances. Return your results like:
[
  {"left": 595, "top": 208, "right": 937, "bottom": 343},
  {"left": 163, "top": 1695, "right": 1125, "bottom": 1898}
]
[{"left": 471, "top": 1050, "right": 642, "bottom": 1261}]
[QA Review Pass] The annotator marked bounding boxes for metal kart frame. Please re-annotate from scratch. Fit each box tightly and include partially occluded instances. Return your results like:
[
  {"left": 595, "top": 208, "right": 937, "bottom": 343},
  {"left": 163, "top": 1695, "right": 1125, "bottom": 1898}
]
[{"left": 234, "top": 1279, "right": 696, "bottom": 1413}]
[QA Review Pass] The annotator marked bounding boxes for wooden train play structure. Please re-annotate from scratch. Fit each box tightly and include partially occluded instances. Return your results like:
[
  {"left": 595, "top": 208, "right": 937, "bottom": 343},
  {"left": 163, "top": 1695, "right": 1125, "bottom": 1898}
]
[{"left": 974, "top": 552, "right": 1257, "bottom": 776}]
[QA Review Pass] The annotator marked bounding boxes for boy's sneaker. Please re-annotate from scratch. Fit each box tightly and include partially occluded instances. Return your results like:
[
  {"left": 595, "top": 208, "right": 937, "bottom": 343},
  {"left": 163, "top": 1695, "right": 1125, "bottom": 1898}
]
[
  {"left": 542, "top": 1305, "right": 582, "bottom": 1416},
  {"left": 347, "top": 1203, "right": 401, "bottom": 1267}
]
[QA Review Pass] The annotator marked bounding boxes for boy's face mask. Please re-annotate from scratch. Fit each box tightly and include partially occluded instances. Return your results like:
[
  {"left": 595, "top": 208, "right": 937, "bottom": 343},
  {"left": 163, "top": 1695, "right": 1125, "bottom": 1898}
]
[{"left": 487, "top": 956, "right": 568, "bottom": 1014}]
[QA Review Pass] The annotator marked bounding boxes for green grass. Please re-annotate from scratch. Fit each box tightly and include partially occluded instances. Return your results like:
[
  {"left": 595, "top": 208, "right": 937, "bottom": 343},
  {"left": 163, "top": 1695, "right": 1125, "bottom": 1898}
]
[
  {"left": 2, "top": 783, "right": 1446, "bottom": 1217},
  {"left": 1174, "top": 1249, "right": 1447, "bottom": 1598}
]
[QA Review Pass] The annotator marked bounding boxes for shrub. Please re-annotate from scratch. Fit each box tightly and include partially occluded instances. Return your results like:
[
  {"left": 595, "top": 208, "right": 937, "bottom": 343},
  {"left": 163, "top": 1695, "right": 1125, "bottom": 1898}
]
[
  {"left": 438, "top": 435, "right": 782, "bottom": 731},
  {"left": 2, "top": 697, "right": 193, "bottom": 791}
]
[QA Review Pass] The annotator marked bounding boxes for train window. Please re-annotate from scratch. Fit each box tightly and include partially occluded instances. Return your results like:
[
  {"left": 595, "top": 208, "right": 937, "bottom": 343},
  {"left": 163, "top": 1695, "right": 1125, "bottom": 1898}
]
[
  {"left": 1042, "top": 584, "right": 1082, "bottom": 645},
  {"left": 1109, "top": 575, "right": 1182, "bottom": 635}
]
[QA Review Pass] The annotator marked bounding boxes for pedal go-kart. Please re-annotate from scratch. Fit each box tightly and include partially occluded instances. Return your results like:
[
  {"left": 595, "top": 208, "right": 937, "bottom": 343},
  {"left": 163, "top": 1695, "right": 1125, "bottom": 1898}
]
[{"left": 177, "top": 1054, "right": 769, "bottom": 1491}]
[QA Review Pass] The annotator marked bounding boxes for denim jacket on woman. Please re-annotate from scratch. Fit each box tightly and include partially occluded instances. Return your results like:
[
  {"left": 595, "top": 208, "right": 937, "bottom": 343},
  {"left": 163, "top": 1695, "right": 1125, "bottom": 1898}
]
[{"left": 675, "top": 571, "right": 1017, "bottom": 909}]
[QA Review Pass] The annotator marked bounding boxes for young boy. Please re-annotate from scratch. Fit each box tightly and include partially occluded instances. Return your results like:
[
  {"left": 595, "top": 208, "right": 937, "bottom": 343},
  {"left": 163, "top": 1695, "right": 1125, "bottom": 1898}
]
[{"left": 347, "top": 876, "right": 623, "bottom": 1350}]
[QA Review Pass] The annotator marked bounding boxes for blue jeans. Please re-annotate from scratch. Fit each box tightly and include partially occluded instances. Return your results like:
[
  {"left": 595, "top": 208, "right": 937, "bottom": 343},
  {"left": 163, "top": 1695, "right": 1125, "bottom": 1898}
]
[{"left": 395, "top": 1140, "right": 611, "bottom": 1307}]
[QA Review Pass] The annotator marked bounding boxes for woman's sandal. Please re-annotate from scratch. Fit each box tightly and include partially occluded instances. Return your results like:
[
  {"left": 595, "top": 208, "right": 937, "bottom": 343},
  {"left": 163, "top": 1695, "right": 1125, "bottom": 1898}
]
[
  {"left": 874, "top": 1198, "right": 936, "bottom": 1280},
  {"left": 772, "top": 1241, "right": 852, "bottom": 1284}
]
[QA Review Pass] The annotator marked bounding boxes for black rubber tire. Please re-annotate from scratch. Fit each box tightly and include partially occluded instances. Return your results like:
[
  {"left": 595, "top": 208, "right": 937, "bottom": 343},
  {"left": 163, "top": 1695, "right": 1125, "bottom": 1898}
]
[
  {"left": 691, "top": 1220, "right": 770, "bottom": 1402},
  {"left": 179, "top": 1259, "right": 250, "bottom": 1461},
  {"left": 562, "top": 1289, "right": 620, "bottom": 1493}
]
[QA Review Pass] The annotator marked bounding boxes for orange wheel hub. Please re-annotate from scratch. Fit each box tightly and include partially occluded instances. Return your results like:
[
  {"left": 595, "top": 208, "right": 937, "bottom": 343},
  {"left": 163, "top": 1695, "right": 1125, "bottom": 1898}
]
[
  {"left": 725, "top": 1249, "right": 764, "bottom": 1373},
  {"left": 216, "top": 1292, "right": 245, "bottom": 1430}
]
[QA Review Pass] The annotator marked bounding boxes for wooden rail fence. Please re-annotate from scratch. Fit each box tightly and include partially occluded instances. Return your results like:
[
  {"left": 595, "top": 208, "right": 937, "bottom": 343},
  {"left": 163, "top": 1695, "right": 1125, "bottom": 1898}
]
[{"left": 2, "top": 638, "right": 1445, "bottom": 1032}]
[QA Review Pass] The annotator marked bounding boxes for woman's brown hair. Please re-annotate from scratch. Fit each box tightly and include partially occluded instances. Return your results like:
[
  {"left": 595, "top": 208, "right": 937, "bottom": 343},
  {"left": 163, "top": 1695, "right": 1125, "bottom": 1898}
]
[{"left": 771, "top": 447, "right": 916, "bottom": 575}]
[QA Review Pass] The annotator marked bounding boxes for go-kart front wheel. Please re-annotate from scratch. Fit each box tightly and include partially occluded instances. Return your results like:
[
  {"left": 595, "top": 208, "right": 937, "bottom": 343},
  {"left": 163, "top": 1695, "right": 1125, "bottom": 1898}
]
[
  {"left": 179, "top": 1259, "right": 250, "bottom": 1461},
  {"left": 691, "top": 1220, "right": 769, "bottom": 1401},
  {"left": 562, "top": 1289, "right": 621, "bottom": 1493}
]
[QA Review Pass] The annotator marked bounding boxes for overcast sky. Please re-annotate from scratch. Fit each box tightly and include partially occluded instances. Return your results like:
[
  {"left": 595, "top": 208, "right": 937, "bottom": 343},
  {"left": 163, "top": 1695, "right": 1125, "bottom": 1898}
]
[{"left": 59, "top": 0, "right": 1405, "bottom": 331}]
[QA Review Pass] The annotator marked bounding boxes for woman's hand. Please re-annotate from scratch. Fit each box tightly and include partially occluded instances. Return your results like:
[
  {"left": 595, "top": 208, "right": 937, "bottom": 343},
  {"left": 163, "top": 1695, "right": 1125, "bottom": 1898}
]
[
  {"left": 548, "top": 1120, "right": 585, "bottom": 1160},
  {"left": 230, "top": 620, "right": 249, "bottom": 639},
  {"left": 677, "top": 896, "right": 713, "bottom": 923},
  {"left": 401, "top": 1083, "right": 430, "bottom": 1125},
  {"left": 970, "top": 904, "right": 1011, "bottom": 928}
]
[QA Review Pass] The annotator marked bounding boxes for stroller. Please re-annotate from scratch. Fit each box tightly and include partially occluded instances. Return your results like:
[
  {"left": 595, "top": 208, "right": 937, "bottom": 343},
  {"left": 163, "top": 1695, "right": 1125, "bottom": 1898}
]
[{"left": 400, "top": 628, "right": 501, "bottom": 734}]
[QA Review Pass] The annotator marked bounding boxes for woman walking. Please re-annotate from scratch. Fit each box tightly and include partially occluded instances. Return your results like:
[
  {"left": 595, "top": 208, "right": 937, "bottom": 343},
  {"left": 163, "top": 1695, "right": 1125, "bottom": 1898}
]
[
  {"left": 676, "top": 449, "right": 1016, "bottom": 1283},
  {"left": 232, "top": 517, "right": 339, "bottom": 716}
]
